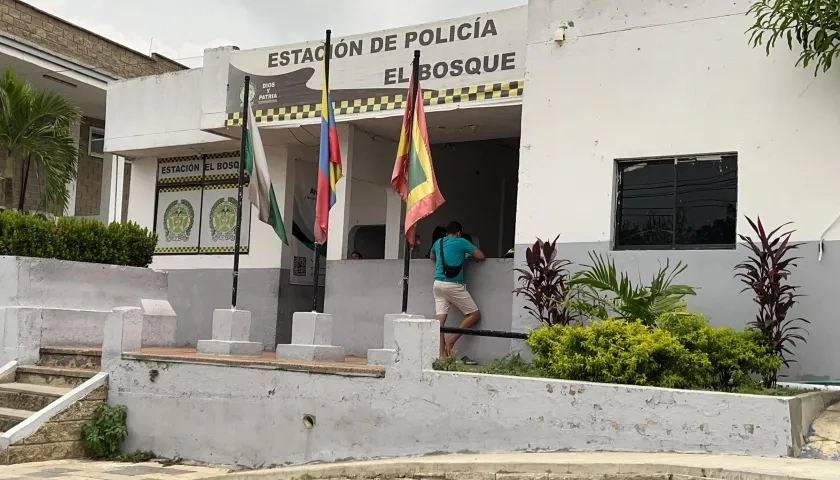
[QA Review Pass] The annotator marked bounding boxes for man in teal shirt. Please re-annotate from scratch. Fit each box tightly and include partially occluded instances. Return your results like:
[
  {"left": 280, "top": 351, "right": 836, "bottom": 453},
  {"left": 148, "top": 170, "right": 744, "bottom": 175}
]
[{"left": 429, "top": 221, "right": 485, "bottom": 360}]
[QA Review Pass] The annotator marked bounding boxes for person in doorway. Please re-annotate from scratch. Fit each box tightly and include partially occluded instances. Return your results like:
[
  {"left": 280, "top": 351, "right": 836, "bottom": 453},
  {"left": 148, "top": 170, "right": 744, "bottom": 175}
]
[
  {"left": 350, "top": 251, "right": 363, "bottom": 260},
  {"left": 429, "top": 221, "right": 485, "bottom": 363}
]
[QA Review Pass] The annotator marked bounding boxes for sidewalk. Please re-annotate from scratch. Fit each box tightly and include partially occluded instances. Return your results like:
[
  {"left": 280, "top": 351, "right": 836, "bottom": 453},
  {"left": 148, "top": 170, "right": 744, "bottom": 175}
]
[
  {"left": 0, "top": 460, "right": 228, "bottom": 480},
  {"left": 209, "top": 452, "right": 840, "bottom": 480}
]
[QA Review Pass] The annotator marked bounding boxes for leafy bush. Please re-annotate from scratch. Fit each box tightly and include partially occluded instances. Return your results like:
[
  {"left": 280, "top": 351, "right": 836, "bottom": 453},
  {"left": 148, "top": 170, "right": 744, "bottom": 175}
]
[
  {"left": 566, "top": 252, "right": 696, "bottom": 325},
  {"left": 0, "top": 209, "right": 156, "bottom": 267},
  {"left": 81, "top": 403, "right": 128, "bottom": 459},
  {"left": 656, "top": 311, "right": 782, "bottom": 391},
  {"left": 735, "top": 216, "right": 807, "bottom": 387},
  {"left": 527, "top": 319, "right": 708, "bottom": 389},
  {"left": 513, "top": 236, "right": 575, "bottom": 326}
]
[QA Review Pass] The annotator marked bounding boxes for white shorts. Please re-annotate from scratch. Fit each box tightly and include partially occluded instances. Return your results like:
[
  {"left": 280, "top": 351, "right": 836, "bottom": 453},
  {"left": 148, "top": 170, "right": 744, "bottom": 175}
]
[{"left": 433, "top": 280, "right": 479, "bottom": 316}]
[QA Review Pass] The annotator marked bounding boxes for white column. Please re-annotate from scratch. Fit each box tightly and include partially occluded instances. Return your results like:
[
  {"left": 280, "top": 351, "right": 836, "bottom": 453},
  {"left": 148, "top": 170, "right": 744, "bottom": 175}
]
[
  {"left": 64, "top": 119, "right": 81, "bottom": 217},
  {"left": 384, "top": 189, "right": 403, "bottom": 260},
  {"left": 277, "top": 146, "right": 296, "bottom": 271},
  {"left": 326, "top": 124, "right": 354, "bottom": 260},
  {"left": 99, "top": 154, "right": 125, "bottom": 224}
]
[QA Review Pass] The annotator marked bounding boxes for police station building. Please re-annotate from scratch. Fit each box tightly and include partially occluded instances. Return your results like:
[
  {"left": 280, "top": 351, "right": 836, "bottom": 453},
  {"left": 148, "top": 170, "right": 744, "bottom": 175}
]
[{"left": 106, "top": 0, "right": 840, "bottom": 380}]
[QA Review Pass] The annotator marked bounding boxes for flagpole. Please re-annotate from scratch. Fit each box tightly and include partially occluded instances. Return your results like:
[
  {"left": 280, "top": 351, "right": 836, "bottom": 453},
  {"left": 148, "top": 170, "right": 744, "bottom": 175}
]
[
  {"left": 232, "top": 75, "right": 251, "bottom": 310},
  {"left": 401, "top": 50, "right": 421, "bottom": 313},
  {"left": 312, "top": 29, "right": 332, "bottom": 313}
]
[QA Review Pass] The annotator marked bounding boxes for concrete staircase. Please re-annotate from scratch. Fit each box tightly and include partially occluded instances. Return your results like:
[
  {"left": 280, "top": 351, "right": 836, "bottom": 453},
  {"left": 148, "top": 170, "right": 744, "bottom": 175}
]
[{"left": 0, "top": 347, "right": 104, "bottom": 464}]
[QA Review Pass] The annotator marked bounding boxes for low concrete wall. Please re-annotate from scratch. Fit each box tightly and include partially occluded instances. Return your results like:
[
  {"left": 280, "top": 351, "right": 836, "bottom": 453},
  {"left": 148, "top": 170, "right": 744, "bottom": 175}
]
[
  {"left": 325, "top": 259, "right": 514, "bottom": 362},
  {"left": 0, "top": 256, "right": 168, "bottom": 310},
  {"left": 788, "top": 390, "right": 840, "bottom": 456},
  {"left": 105, "top": 318, "right": 797, "bottom": 467}
]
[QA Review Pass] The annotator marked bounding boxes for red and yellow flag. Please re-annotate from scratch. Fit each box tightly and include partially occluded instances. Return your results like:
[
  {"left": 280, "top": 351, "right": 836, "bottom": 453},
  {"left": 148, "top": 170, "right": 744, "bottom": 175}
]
[{"left": 391, "top": 74, "right": 445, "bottom": 246}]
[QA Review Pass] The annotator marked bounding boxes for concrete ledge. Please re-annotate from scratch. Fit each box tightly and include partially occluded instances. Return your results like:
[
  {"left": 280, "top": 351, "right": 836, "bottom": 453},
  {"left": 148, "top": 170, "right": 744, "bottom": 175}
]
[
  {"left": 366, "top": 349, "right": 396, "bottom": 366},
  {"left": 204, "top": 452, "right": 840, "bottom": 480},
  {"left": 0, "top": 371, "right": 108, "bottom": 449},
  {"left": 197, "top": 340, "right": 264, "bottom": 356},
  {"left": 0, "top": 361, "right": 17, "bottom": 383},
  {"left": 788, "top": 390, "right": 840, "bottom": 456},
  {"left": 275, "top": 344, "right": 345, "bottom": 362}
]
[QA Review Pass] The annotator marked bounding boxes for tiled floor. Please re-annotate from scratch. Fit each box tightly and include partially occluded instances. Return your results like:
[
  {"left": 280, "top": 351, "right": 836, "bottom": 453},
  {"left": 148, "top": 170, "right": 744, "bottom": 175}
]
[{"left": 0, "top": 460, "right": 228, "bottom": 480}]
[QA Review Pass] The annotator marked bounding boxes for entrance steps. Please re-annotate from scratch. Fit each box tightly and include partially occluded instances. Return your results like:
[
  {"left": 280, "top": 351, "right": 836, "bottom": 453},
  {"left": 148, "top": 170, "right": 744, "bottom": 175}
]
[{"left": 0, "top": 347, "right": 106, "bottom": 464}]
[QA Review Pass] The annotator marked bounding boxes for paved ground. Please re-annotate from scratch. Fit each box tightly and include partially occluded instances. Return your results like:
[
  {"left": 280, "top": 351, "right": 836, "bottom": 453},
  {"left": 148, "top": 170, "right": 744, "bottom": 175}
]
[
  {"left": 803, "top": 402, "right": 840, "bottom": 461},
  {"left": 219, "top": 452, "right": 840, "bottom": 480},
  {"left": 0, "top": 460, "right": 229, "bottom": 480}
]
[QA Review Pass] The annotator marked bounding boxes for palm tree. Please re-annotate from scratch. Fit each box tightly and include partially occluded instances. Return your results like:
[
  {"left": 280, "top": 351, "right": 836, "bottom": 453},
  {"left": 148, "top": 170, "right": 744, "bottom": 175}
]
[{"left": 0, "top": 68, "right": 81, "bottom": 213}]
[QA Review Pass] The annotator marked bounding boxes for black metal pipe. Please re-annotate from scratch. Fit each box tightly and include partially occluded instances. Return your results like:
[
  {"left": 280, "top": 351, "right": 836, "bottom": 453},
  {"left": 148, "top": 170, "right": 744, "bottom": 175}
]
[
  {"left": 401, "top": 50, "right": 421, "bottom": 313},
  {"left": 312, "top": 29, "right": 332, "bottom": 313},
  {"left": 231, "top": 75, "right": 250, "bottom": 309},
  {"left": 440, "top": 326, "right": 528, "bottom": 340}
]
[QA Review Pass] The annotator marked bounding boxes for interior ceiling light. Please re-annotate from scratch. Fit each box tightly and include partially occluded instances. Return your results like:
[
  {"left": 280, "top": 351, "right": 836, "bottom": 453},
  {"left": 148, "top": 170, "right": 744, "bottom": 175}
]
[{"left": 43, "top": 74, "right": 77, "bottom": 88}]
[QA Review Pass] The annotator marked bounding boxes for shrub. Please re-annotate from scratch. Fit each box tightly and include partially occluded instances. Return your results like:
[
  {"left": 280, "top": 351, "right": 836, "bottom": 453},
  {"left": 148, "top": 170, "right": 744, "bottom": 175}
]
[
  {"left": 81, "top": 403, "right": 128, "bottom": 459},
  {"left": 735, "top": 216, "right": 807, "bottom": 387},
  {"left": 0, "top": 209, "right": 156, "bottom": 267},
  {"left": 527, "top": 319, "right": 709, "bottom": 389},
  {"left": 513, "top": 236, "right": 575, "bottom": 326},
  {"left": 656, "top": 311, "right": 782, "bottom": 391},
  {"left": 566, "top": 252, "right": 696, "bottom": 325}
]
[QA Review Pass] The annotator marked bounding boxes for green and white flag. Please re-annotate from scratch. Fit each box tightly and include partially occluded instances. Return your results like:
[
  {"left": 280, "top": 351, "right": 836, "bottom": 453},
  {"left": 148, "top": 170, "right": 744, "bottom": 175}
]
[{"left": 244, "top": 108, "right": 288, "bottom": 244}]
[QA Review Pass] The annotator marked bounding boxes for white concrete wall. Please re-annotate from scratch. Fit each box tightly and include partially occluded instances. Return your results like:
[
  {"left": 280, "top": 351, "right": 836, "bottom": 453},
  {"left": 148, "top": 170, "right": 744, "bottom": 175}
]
[
  {"left": 105, "top": 68, "right": 228, "bottom": 157},
  {"left": 106, "top": 319, "right": 795, "bottom": 467},
  {"left": 517, "top": 0, "right": 840, "bottom": 245}
]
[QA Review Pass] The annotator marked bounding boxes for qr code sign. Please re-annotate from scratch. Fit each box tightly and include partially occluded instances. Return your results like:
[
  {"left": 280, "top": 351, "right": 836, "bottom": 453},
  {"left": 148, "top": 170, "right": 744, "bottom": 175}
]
[{"left": 293, "top": 256, "right": 307, "bottom": 277}]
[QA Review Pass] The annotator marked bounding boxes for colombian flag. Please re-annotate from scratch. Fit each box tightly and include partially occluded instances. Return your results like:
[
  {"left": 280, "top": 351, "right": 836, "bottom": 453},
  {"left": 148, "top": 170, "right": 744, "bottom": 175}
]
[
  {"left": 391, "top": 73, "right": 445, "bottom": 247},
  {"left": 314, "top": 58, "right": 343, "bottom": 245}
]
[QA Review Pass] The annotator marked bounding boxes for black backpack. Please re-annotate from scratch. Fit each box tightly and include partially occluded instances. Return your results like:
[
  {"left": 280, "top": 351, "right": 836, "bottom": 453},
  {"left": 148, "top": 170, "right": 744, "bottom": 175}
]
[{"left": 438, "top": 238, "right": 463, "bottom": 279}]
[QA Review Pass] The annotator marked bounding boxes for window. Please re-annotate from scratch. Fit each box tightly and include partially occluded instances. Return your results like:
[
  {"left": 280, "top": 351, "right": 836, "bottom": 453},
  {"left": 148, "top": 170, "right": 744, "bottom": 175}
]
[
  {"left": 89, "top": 127, "right": 104, "bottom": 158},
  {"left": 614, "top": 153, "right": 737, "bottom": 250}
]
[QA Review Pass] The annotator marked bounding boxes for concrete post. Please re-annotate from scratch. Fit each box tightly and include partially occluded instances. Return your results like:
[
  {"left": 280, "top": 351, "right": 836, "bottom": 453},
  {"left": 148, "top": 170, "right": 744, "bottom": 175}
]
[
  {"left": 64, "top": 119, "right": 81, "bottom": 217},
  {"left": 101, "top": 307, "right": 143, "bottom": 370},
  {"left": 384, "top": 189, "right": 404, "bottom": 260},
  {"left": 196, "top": 309, "right": 264, "bottom": 356},
  {"left": 99, "top": 153, "right": 125, "bottom": 224},
  {"left": 326, "top": 124, "right": 355, "bottom": 261},
  {"left": 140, "top": 299, "right": 177, "bottom": 347},
  {"left": 0, "top": 307, "right": 42, "bottom": 365},
  {"left": 276, "top": 312, "right": 345, "bottom": 362},
  {"left": 368, "top": 313, "right": 425, "bottom": 366},
  {"left": 392, "top": 319, "right": 439, "bottom": 378}
]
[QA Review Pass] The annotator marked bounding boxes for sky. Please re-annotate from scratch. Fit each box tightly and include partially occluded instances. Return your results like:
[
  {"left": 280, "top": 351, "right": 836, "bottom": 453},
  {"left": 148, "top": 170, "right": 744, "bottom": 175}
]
[{"left": 27, "top": 0, "right": 526, "bottom": 68}]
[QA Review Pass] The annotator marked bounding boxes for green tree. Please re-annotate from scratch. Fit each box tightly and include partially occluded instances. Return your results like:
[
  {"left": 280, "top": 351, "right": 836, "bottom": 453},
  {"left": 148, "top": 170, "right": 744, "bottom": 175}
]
[
  {"left": 0, "top": 68, "right": 81, "bottom": 212},
  {"left": 748, "top": 0, "right": 840, "bottom": 74}
]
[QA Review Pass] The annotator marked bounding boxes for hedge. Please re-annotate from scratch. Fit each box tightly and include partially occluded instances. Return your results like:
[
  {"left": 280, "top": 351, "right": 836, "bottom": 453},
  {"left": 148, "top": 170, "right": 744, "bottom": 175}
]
[
  {"left": 527, "top": 313, "right": 781, "bottom": 392},
  {"left": 0, "top": 209, "right": 157, "bottom": 267}
]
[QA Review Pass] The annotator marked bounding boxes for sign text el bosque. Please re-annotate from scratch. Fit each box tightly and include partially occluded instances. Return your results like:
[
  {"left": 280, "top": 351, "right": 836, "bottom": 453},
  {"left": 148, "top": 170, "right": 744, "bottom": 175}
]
[{"left": 265, "top": 18, "right": 516, "bottom": 85}]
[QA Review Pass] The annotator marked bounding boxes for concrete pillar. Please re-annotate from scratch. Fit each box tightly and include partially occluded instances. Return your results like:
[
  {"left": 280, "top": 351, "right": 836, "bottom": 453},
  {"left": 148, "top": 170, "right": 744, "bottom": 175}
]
[
  {"left": 275, "top": 312, "right": 345, "bottom": 362},
  {"left": 99, "top": 153, "right": 125, "bottom": 224},
  {"left": 392, "top": 319, "right": 439, "bottom": 378},
  {"left": 101, "top": 307, "right": 143, "bottom": 370},
  {"left": 0, "top": 307, "right": 42, "bottom": 366},
  {"left": 326, "top": 124, "right": 355, "bottom": 261},
  {"left": 196, "top": 309, "right": 263, "bottom": 356},
  {"left": 367, "top": 313, "right": 424, "bottom": 366},
  {"left": 64, "top": 119, "right": 81, "bottom": 217},
  {"left": 384, "top": 189, "right": 404, "bottom": 260}
]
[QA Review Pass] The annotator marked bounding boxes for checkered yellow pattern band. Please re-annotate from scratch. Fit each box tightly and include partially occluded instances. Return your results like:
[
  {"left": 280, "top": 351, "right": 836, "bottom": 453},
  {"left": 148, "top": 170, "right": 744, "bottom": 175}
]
[
  {"left": 225, "top": 80, "right": 525, "bottom": 126},
  {"left": 159, "top": 186, "right": 201, "bottom": 194},
  {"left": 200, "top": 246, "right": 249, "bottom": 253},
  {"left": 155, "top": 246, "right": 199, "bottom": 254}
]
